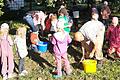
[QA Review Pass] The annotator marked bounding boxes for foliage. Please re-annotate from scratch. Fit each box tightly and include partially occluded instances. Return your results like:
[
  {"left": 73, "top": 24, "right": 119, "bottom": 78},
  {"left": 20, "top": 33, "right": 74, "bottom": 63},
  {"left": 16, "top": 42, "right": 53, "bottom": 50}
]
[
  {"left": 10, "top": 21, "right": 29, "bottom": 30},
  {"left": 109, "top": 0, "right": 120, "bottom": 13},
  {"left": 0, "top": 0, "right": 4, "bottom": 16}
]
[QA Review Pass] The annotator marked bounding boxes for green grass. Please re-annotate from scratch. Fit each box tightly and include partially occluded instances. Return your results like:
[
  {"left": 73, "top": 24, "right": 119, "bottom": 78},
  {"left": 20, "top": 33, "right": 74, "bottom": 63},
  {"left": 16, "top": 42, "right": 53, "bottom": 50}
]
[{"left": 0, "top": 42, "right": 120, "bottom": 80}]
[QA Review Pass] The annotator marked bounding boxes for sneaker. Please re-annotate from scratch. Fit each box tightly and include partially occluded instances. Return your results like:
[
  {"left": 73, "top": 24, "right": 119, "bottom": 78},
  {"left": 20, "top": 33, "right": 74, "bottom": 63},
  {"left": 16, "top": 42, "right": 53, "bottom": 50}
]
[
  {"left": 8, "top": 73, "right": 17, "bottom": 79},
  {"left": 22, "top": 70, "right": 28, "bottom": 75},
  {"left": 3, "top": 75, "right": 8, "bottom": 80},
  {"left": 52, "top": 75, "right": 62, "bottom": 79},
  {"left": 66, "top": 69, "right": 72, "bottom": 75},
  {"left": 97, "top": 60, "right": 103, "bottom": 68},
  {"left": 19, "top": 72, "right": 25, "bottom": 77}
]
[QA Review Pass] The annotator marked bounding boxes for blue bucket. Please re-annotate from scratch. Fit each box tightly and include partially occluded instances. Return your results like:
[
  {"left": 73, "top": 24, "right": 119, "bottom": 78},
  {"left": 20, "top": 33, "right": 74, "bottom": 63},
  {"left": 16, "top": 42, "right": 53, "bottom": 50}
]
[{"left": 37, "top": 41, "right": 48, "bottom": 53}]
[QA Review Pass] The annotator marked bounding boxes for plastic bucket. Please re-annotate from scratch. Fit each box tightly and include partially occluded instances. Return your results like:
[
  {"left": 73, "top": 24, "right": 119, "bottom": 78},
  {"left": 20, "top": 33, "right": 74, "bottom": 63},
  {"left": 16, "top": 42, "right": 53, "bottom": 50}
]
[
  {"left": 82, "top": 59, "right": 97, "bottom": 73},
  {"left": 73, "top": 11, "right": 79, "bottom": 18},
  {"left": 37, "top": 41, "right": 48, "bottom": 53}
]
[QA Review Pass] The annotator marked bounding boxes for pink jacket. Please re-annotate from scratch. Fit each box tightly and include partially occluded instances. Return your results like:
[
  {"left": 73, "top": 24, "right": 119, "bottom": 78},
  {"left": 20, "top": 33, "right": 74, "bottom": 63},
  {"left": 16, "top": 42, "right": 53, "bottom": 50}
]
[
  {"left": 32, "top": 11, "right": 46, "bottom": 30},
  {"left": 51, "top": 32, "right": 72, "bottom": 55},
  {"left": 0, "top": 35, "right": 14, "bottom": 62}
]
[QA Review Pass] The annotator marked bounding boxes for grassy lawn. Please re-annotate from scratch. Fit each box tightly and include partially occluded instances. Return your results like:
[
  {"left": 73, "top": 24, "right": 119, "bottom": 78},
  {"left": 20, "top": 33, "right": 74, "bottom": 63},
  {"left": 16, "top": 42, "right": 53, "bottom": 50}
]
[
  {"left": 0, "top": 32, "right": 120, "bottom": 80},
  {"left": 5, "top": 46, "right": 120, "bottom": 80}
]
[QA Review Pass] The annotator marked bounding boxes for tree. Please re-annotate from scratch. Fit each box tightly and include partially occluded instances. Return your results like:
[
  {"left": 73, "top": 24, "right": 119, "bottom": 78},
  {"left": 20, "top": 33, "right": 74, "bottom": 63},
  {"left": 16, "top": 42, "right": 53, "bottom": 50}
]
[{"left": 0, "top": 0, "right": 4, "bottom": 16}]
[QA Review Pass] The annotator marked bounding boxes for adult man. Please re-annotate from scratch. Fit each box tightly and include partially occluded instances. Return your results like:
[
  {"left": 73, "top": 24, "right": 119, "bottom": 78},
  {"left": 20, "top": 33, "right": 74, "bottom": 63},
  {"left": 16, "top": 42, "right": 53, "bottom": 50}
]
[{"left": 74, "top": 12, "right": 105, "bottom": 61}]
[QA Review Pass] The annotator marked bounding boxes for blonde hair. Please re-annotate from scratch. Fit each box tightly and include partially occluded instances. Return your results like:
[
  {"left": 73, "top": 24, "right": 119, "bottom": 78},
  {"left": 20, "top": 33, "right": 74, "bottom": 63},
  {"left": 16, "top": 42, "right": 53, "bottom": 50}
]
[
  {"left": 0, "top": 31, "right": 2, "bottom": 36},
  {"left": 16, "top": 24, "right": 27, "bottom": 38}
]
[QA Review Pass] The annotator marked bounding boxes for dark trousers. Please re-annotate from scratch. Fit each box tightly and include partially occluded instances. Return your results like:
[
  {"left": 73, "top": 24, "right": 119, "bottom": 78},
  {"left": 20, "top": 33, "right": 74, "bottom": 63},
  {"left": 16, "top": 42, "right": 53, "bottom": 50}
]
[
  {"left": 19, "top": 58, "right": 25, "bottom": 73},
  {"left": 102, "top": 19, "right": 109, "bottom": 29}
]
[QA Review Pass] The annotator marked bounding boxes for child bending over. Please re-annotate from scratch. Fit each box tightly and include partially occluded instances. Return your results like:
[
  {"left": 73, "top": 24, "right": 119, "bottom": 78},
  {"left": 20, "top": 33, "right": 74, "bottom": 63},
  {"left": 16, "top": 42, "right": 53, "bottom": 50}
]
[{"left": 30, "top": 31, "right": 40, "bottom": 53}]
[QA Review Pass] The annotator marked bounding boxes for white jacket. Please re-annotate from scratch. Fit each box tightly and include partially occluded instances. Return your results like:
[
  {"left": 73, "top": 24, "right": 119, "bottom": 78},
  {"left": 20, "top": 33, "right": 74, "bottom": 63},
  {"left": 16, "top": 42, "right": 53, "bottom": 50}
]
[{"left": 14, "top": 35, "right": 28, "bottom": 58}]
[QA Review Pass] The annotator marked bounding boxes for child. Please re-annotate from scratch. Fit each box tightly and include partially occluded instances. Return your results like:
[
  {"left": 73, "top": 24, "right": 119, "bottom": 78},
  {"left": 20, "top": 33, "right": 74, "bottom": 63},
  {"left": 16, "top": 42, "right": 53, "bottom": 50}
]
[
  {"left": 100, "top": 1, "right": 111, "bottom": 28},
  {"left": 50, "top": 27, "right": 72, "bottom": 78},
  {"left": 32, "top": 11, "right": 47, "bottom": 36},
  {"left": 30, "top": 31, "right": 40, "bottom": 53},
  {"left": 106, "top": 17, "right": 120, "bottom": 58},
  {"left": 0, "top": 23, "right": 16, "bottom": 80},
  {"left": 57, "top": 8, "right": 72, "bottom": 33},
  {"left": 14, "top": 24, "right": 28, "bottom": 76},
  {"left": 50, "top": 13, "right": 58, "bottom": 33}
]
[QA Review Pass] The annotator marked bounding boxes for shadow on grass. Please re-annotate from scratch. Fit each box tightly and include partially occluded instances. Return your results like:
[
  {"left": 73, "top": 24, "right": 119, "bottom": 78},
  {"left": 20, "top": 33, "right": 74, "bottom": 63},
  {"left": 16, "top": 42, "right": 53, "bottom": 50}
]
[
  {"left": 67, "top": 40, "right": 85, "bottom": 70},
  {"left": 28, "top": 50, "right": 54, "bottom": 69},
  {"left": 68, "top": 41, "right": 82, "bottom": 63},
  {"left": 71, "top": 62, "right": 84, "bottom": 70},
  {"left": 14, "top": 61, "right": 19, "bottom": 74}
]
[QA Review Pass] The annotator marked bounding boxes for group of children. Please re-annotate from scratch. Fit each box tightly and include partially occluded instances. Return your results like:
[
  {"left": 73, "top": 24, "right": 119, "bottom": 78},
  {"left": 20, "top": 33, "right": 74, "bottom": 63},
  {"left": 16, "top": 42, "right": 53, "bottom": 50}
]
[
  {"left": 0, "top": 6, "right": 73, "bottom": 80},
  {"left": 0, "top": 2, "right": 120, "bottom": 80}
]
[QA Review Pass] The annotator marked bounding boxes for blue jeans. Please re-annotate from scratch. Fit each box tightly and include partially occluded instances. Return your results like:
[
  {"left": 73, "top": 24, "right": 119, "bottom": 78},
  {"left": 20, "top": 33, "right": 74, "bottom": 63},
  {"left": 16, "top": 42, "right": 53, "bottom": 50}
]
[
  {"left": 23, "top": 14, "right": 36, "bottom": 32},
  {"left": 31, "top": 44, "right": 38, "bottom": 53}
]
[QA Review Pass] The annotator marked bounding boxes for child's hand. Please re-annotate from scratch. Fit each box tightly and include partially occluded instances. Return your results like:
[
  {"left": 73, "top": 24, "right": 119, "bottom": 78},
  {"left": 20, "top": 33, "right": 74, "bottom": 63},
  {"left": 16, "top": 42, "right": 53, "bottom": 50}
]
[
  {"left": 8, "top": 35, "right": 13, "bottom": 46},
  {"left": 48, "top": 34, "right": 52, "bottom": 37},
  {"left": 48, "top": 34, "right": 53, "bottom": 41},
  {"left": 36, "top": 42, "right": 39, "bottom": 45}
]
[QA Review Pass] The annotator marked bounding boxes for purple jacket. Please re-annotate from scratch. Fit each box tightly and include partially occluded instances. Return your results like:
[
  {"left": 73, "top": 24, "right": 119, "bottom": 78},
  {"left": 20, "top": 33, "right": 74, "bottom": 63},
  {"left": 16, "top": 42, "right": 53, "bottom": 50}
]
[{"left": 51, "top": 32, "right": 72, "bottom": 55}]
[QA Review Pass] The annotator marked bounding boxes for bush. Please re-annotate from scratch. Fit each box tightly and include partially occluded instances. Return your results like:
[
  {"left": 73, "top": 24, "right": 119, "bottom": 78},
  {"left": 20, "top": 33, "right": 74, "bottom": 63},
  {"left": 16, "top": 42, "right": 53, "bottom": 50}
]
[
  {"left": 0, "top": 0, "right": 4, "bottom": 16},
  {"left": 10, "top": 21, "right": 29, "bottom": 29},
  {"left": 109, "top": 0, "right": 120, "bottom": 13},
  {"left": 8, "top": 21, "right": 29, "bottom": 35}
]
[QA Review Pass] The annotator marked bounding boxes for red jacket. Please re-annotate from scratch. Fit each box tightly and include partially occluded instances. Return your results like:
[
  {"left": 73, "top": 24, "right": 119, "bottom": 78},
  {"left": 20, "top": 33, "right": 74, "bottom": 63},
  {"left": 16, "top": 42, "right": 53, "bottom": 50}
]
[{"left": 106, "top": 24, "right": 120, "bottom": 47}]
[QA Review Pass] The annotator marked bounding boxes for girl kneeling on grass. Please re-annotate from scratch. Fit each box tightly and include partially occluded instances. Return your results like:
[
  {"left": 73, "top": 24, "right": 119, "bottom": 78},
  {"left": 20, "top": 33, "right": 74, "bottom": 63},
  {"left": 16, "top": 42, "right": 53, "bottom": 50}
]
[
  {"left": 0, "top": 23, "right": 16, "bottom": 80},
  {"left": 50, "top": 27, "right": 72, "bottom": 78},
  {"left": 14, "top": 24, "right": 28, "bottom": 76}
]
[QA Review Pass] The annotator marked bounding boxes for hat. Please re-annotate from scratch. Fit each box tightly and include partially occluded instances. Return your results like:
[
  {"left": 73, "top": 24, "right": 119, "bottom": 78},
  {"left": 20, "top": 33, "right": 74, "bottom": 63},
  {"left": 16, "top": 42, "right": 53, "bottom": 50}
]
[
  {"left": 60, "top": 5, "right": 65, "bottom": 8},
  {"left": 92, "top": 7, "right": 98, "bottom": 14},
  {"left": 0, "top": 23, "right": 9, "bottom": 29},
  {"left": 104, "top": 1, "right": 108, "bottom": 5}
]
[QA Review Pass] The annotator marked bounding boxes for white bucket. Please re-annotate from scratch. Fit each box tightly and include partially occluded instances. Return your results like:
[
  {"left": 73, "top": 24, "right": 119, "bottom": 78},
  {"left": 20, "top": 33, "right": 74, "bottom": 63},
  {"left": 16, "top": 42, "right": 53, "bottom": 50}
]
[{"left": 73, "top": 11, "right": 79, "bottom": 18}]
